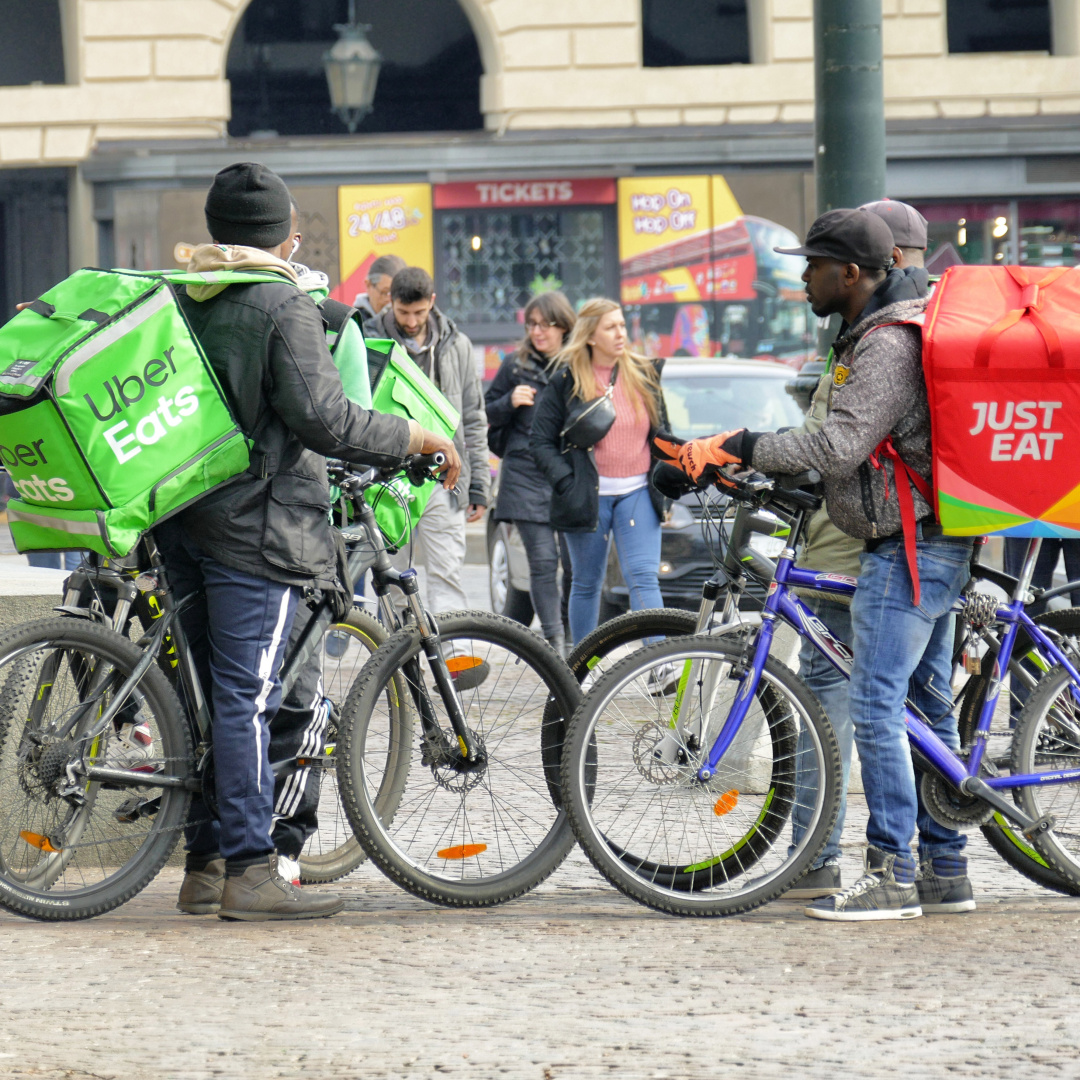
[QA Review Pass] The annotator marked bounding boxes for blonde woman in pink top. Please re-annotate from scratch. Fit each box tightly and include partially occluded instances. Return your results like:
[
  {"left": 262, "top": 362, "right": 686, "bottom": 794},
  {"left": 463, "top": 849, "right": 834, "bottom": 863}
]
[{"left": 530, "top": 299, "right": 670, "bottom": 644}]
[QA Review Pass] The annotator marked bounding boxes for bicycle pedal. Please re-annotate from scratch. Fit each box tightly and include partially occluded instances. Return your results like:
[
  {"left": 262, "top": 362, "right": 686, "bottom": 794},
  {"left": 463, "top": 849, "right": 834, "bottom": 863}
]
[
  {"left": 113, "top": 795, "right": 161, "bottom": 823},
  {"left": 1022, "top": 814, "right": 1056, "bottom": 840}
]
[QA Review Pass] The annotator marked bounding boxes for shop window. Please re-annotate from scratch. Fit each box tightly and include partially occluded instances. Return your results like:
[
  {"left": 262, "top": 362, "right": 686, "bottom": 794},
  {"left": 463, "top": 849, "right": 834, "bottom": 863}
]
[
  {"left": 642, "top": 0, "right": 751, "bottom": 67},
  {"left": 947, "top": 0, "right": 1051, "bottom": 53},
  {"left": 438, "top": 209, "right": 610, "bottom": 336},
  {"left": 228, "top": 0, "right": 482, "bottom": 137},
  {"left": 0, "top": 0, "right": 65, "bottom": 85}
]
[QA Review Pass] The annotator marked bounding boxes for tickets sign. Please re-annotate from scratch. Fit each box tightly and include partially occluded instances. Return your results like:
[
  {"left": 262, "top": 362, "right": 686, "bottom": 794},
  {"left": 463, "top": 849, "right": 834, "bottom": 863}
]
[
  {"left": 434, "top": 178, "right": 616, "bottom": 209},
  {"left": 333, "top": 183, "right": 434, "bottom": 304}
]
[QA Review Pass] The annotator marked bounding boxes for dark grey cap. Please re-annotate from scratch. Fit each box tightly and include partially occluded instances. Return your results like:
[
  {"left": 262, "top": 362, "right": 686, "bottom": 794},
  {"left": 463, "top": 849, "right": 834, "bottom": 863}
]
[
  {"left": 858, "top": 199, "right": 929, "bottom": 249},
  {"left": 774, "top": 208, "right": 895, "bottom": 269}
]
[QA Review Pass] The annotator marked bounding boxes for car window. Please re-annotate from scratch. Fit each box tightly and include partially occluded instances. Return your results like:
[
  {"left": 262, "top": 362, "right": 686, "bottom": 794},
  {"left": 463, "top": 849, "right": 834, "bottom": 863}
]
[{"left": 661, "top": 374, "right": 805, "bottom": 439}]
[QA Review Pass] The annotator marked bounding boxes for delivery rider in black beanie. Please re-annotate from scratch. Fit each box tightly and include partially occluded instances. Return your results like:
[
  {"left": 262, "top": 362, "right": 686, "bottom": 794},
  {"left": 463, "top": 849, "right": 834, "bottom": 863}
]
[{"left": 157, "top": 162, "right": 460, "bottom": 921}]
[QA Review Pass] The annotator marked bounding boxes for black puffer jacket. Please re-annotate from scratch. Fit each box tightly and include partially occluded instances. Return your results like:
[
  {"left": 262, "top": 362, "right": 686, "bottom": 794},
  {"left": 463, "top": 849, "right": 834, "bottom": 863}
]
[
  {"left": 175, "top": 280, "right": 412, "bottom": 586},
  {"left": 485, "top": 345, "right": 554, "bottom": 524},
  {"left": 530, "top": 360, "right": 669, "bottom": 533}
]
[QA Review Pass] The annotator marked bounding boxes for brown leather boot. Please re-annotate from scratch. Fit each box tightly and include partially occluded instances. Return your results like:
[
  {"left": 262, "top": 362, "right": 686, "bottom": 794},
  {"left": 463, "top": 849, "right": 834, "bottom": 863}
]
[
  {"left": 177, "top": 857, "right": 225, "bottom": 915},
  {"left": 217, "top": 854, "right": 343, "bottom": 922}
]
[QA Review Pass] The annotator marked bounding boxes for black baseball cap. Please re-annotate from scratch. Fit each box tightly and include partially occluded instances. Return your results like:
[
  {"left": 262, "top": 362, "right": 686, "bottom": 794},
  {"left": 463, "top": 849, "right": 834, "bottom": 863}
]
[
  {"left": 774, "top": 209, "right": 895, "bottom": 269},
  {"left": 858, "top": 199, "right": 929, "bottom": 249}
]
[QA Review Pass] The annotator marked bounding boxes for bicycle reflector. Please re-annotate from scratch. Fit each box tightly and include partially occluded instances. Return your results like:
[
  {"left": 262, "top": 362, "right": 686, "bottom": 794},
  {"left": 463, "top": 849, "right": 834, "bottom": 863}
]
[
  {"left": 713, "top": 791, "right": 739, "bottom": 816},
  {"left": 20, "top": 831, "right": 60, "bottom": 852},
  {"left": 437, "top": 844, "right": 488, "bottom": 860}
]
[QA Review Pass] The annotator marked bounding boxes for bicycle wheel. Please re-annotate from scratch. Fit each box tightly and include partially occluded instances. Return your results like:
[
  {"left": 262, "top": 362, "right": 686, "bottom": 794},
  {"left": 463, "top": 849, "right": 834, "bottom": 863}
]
[
  {"left": 337, "top": 611, "right": 582, "bottom": 906},
  {"left": 1010, "top": 663, "right": 1080, "bottom": 888},
  {"left": 957, "top": 608, "right": 1080, "bottom": 895},
  {"left": 0, "top": 616, "right": 192, "bottom": 920},
  {"left": 297, "top": 607, "right": 408, "bottom": 884},
  {"left": 562, "top": 636, "right": 841, "bottom": 916}
]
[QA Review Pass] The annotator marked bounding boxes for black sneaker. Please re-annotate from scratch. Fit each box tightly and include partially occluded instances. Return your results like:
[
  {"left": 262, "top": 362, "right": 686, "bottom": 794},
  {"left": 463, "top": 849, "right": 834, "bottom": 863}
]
[
  {"left": 805, "top": 846, "right": 922, "bottom": 922},
  {"left": 917, "top": 855, "right": 976, "bottom": 914},
  {"left": 786, "top": 862, "right": 842, "bottom": 899}
]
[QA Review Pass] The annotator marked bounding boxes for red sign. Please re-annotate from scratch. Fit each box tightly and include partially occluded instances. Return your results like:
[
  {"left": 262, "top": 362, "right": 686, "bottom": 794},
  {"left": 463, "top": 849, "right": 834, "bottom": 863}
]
[{"left": 434, "top": 178, "right": 616, "bottom": 209}]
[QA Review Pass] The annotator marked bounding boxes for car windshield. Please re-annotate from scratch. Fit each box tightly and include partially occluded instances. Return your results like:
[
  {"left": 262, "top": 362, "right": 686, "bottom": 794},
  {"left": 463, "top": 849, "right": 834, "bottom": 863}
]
[{"left": 661, "top": 373, "right": 805, "bottom": 439}]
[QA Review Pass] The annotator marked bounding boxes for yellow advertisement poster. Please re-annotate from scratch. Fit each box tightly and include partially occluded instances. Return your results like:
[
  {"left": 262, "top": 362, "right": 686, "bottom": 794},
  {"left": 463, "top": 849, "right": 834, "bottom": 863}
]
[{"left": 334, "top": 183, "right": 433, "bottom": 303}]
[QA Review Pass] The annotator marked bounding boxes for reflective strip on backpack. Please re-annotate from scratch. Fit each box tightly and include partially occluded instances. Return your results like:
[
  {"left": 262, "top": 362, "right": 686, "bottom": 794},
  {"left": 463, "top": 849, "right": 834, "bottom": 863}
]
[
  {"left": 54, "top": 287, "right": 172, "bottom": 396},
  {"left": 6, "top": 508, "right": 102, "bottom": 537}
]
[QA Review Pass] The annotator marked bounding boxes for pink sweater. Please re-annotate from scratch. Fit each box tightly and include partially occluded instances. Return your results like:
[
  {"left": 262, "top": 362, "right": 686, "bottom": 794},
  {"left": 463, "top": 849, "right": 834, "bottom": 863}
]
[{"left": 592, "top": 364, "right": 652, "bottom": 478}]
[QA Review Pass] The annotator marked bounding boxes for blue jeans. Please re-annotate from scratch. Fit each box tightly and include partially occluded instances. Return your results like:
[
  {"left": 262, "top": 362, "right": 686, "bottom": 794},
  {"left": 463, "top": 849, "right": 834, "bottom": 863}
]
[
  {"left": 563, "top": 486, "right": 662, "bottom": 645},
  {"left": 848, "top": 532, "right": 972, "bottom": 860},
  {"left": 792, "top": 596, "right": 855, "bottom": 867},
  {"left": 156, "top": 523, "right": 299, "bottom": 863}
]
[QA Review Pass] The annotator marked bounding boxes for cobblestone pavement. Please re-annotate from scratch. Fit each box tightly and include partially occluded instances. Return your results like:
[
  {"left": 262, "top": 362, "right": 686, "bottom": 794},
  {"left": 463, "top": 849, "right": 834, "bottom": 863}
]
[{"left": 2, "top": 569, "right": 1079, "bottom": 1079}]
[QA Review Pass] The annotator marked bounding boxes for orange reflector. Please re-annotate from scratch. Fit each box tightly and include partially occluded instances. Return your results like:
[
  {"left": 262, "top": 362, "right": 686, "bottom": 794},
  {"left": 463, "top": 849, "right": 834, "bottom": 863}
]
[
  {"left": 446, "top": 655, "right": 484, "bottom": 674},
  {"left": 437, "top": 843, "right": 487, "bottom": 860},
  {"left": 20, "top": 831, "right": 59, "bottom": 853},
  {"left": 713, "top": 791, "right": 739, "bottom": 816}
]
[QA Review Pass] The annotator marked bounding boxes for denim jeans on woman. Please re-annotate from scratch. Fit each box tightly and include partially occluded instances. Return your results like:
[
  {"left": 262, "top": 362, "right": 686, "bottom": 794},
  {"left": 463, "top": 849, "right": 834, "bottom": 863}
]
[
  {"left": 563, "top": 486, "right": 662, "bottom": 644},
  {"left": 848, "top": 529, "right": 972, "bottom": 860}
]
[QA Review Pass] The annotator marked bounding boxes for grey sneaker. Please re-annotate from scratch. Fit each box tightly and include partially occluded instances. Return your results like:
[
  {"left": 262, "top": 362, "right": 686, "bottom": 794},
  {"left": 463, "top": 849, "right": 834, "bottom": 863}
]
[
  {"left": 786, "top": 862, "right": 842, "bottom": 899},
  {"left": 217, "top": 854, "right": 343, "bottom": 922},
  {"left": 805, "top": 846, "right": 922, "bottom": 922},
  {"left": 177, "top": 857, "right": 225, "bottom": 915},
  {"left": 917, "top": 855, "right": 976, "bottom": 914}
]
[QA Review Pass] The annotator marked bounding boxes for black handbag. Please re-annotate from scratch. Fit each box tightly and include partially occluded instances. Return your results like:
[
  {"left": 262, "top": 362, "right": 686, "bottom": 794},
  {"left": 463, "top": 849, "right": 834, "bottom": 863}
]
[{"left": 560, "top": 365, "right": 618, "bottom": 450}]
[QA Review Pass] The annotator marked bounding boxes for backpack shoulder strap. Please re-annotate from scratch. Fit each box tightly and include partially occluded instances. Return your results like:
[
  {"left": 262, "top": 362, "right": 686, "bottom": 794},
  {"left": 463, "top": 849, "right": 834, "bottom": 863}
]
[
  {"left": 152, "top": 270, "right": 300, "bottom": 289},
  {"left": 319, "top": 298, "right": 365, "bottom": 339}
]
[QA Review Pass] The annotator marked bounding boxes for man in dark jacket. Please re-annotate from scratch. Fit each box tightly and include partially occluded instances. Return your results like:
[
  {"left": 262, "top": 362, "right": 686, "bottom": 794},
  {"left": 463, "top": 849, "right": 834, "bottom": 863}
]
[
  {"left": 162, "top": 163, "right": 459, "bottom": 921},
  {"left": 366, "top": 267, "right": 489, "bottom": 612},
  {"left": 666, "top": 210, "right": 973, "bottom": 922}
]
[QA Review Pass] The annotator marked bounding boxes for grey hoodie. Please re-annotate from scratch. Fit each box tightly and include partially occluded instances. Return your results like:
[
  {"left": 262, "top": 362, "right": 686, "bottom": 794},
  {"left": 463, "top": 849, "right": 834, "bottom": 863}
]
[{"left": 752, "top": 295, "right": 932, "bottom": 540}]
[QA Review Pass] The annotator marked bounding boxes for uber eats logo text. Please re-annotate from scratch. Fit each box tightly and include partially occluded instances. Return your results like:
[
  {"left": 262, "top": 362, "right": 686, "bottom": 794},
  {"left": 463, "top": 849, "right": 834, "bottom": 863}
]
[
  {"left": 82, "top": 348, "right": 200, "bottom": 464},
  {"left": 0, "top": 440, "right": 74, "bottom": 502}
]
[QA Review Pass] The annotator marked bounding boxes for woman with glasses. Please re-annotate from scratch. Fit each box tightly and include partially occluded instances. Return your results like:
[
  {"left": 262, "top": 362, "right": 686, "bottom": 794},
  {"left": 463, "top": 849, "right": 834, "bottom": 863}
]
[{"left": 485, "top": 291, "right": 577, "bottom": 656}]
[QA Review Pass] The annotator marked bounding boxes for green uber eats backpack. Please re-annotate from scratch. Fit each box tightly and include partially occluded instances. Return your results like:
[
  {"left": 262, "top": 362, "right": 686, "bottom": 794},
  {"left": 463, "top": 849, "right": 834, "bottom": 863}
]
[
  {"left": 0, "top": 267, "right": 284, "bottom": 557},
  {"left": 355, "top": 338, "right": 459, "bottom": 549}
]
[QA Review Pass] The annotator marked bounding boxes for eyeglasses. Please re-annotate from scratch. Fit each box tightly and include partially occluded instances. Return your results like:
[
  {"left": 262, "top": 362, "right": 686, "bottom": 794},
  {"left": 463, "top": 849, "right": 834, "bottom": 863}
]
[{"left": 526, "top": 319, "right": 557, "bottom": 332}]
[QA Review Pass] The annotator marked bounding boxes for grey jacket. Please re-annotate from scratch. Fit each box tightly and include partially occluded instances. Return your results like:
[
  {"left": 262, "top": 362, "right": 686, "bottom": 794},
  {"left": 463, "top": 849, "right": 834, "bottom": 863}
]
[
  {"left": 752, "top": 296, "right": 932, "bottom": 540},
  {"left": 367, "top": 306, "right": 490, "bottom": 507}
]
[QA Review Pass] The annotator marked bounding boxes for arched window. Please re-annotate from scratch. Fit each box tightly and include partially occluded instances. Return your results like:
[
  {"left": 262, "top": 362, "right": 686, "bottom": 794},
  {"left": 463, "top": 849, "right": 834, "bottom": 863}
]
[
  {"left": 642, "top": 0, "right": 751, "bottom": 67},
  {"left": 947, "top": 0, "right": 1051, "bottom": 52},
  {"left": 227, "top": 0, "right": 483, "bottom": 137},
  {"left": 0, "top": 0, "right": 65, "bottom": 85}
]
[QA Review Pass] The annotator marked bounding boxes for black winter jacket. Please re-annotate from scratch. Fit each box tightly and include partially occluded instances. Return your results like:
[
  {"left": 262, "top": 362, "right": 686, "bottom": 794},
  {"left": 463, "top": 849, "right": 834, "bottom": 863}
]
[
  {"left": 175, "top": 280, "right": 412, "bottom": 586},
  {"left": 485, "top": 345, "right": 554, "bottom": 525},
  {"left": 529, "top": 360, "right": 669, "bottom": 533}
]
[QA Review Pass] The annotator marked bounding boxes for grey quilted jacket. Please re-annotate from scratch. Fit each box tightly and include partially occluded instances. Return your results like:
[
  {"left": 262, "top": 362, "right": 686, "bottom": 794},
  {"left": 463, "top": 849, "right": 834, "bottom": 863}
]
[{"left": 751, "top": 296, "right": 932, "bottom": 540}]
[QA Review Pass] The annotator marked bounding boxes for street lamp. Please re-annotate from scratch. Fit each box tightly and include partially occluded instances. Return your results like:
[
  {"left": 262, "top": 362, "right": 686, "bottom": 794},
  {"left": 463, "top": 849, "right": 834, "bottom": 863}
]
[{"left": 323, "top": 0, "right": 381, "bottom": 134}]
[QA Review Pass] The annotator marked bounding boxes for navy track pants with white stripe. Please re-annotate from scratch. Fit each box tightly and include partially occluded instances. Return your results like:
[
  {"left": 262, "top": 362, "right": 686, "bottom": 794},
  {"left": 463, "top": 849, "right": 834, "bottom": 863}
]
[{"left": 156, "top": 523, "right": 299, "bottom": 862}]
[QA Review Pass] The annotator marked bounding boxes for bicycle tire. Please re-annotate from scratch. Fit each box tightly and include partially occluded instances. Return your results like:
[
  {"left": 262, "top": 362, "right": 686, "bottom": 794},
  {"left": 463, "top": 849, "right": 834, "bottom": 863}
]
[
  {"left": 562, "top": 636, "right": 841, "bottom": 916},
  {"left": 297, "top": 607, "right": 408, "bottom": 884},
  {"left": 337, "top": 610, "right": 582, "bottom": 906},
  {"left": 0, "top": 616, "right": 192, "bottom": 921},
  {"left": 1010, "top": 662, "right": 1080, "bottom": 888},
  {"left": 957, "top": 608, "right": 1080, "bottom": 895},
  {"left": 538, "top": 608, "right": 701, "bottom": 806}
]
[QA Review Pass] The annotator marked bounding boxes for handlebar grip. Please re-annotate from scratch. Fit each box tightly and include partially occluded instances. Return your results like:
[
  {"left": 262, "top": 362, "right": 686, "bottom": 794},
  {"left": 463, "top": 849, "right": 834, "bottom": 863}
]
[{"left": 777, "top": 468, "right": 821, "bottom": 489}]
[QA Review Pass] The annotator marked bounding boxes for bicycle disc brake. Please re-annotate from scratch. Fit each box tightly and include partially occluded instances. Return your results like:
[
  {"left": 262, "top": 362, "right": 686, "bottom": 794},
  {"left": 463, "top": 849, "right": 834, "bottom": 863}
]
[{"left": 424, "top": 728, "right": 488, "bottom": 792}]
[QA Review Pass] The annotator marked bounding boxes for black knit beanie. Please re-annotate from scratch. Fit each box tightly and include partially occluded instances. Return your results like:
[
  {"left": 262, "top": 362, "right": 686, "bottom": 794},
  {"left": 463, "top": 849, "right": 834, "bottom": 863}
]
[{"left": 204, "top": 162, "right": 292, "bottom": 248}]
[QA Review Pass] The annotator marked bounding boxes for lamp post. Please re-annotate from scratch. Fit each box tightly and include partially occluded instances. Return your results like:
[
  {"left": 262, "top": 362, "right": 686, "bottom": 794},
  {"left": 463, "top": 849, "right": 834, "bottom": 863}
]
[{"left": 323, "top": 0, "right": 381, "bottom": 134}]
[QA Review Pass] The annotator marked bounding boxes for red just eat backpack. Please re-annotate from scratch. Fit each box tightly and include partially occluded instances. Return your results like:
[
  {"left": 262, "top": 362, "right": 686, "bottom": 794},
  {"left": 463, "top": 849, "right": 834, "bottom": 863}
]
[{"left": 920, "top": 264, "right": 1080, "bottom": 539}]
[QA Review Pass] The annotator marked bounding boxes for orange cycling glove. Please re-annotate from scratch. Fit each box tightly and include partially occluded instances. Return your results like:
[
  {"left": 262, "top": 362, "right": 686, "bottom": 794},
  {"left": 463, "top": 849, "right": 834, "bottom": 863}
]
[{"left": 674, "top": 430, "right": 747, "bottom": 482}]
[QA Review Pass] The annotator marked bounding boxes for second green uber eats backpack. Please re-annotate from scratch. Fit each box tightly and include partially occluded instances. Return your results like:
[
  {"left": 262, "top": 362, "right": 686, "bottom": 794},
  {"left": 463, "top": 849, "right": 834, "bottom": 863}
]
[{"left": 0, "top": 267, "right": 283, "bottom": 557}]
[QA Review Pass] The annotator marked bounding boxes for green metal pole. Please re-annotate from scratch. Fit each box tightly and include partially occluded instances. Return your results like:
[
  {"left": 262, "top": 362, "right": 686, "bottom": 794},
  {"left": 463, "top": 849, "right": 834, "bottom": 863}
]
[
  {"left": 814, "top": 0, "right": 886, "bottom": 213},
  {"left": 813, "top": 0, "right": 886, "bottom": 352}
]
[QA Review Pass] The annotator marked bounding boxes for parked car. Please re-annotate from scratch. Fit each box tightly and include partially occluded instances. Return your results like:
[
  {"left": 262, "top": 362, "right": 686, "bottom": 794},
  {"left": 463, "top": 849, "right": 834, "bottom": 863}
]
[{"left": 487, "top": 357, "right": 806, "bottom": 624}]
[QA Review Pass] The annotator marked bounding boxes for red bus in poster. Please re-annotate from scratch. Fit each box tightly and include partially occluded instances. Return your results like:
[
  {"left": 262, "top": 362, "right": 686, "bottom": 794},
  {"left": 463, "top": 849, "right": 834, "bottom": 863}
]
[{"left": 621, "top": 216, "right": 813, "bottom": 366}]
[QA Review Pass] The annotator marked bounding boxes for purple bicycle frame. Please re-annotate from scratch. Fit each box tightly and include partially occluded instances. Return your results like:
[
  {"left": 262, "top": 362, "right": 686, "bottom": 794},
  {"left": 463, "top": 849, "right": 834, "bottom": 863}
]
[{"left": 699, "top": 549, "right": 1080, "bottom": 797}]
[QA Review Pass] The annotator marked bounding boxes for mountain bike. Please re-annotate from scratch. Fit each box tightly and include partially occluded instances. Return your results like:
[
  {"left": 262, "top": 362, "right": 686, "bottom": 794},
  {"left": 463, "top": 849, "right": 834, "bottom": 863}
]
[
  {"left": 0, "top": 453, "right": 579, "bottom": 919},
  {"left": 560, "top": 466, "right": 1080, "bottom": 916},
  {"left": 564, "top": 484, "right": 1080, "bottom": 896}
]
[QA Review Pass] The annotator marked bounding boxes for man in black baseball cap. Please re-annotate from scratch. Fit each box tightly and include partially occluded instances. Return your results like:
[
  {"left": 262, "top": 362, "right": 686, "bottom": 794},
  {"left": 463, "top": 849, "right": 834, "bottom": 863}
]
[
  {"left": 654, "top": 207, "right": 975, "bottom": 923},
  {"left": 859, "top": 198, "right": 929, "bottom": 269}
]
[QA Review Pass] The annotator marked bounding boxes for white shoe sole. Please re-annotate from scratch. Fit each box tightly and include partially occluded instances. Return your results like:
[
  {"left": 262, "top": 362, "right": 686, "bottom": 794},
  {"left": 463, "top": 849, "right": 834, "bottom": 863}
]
[
  {"left": 785, "top": 885, "right": 842, "bottom": 899},
  {"left": 919, "top": 899, "right": 976, "bottom": 914},
  {"left": 804, "top": 904, "right": 923, "bottom": 922}
]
